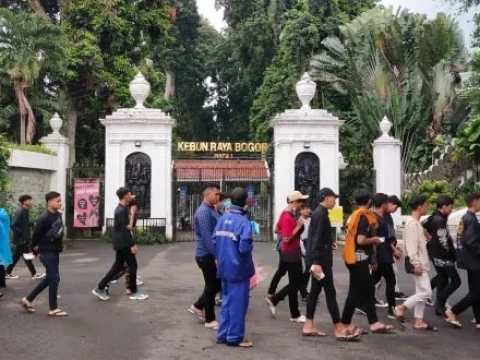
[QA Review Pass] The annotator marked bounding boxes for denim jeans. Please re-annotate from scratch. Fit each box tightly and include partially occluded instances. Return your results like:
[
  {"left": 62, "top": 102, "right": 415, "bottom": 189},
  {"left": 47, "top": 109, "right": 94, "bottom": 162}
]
[{"left": 26, "top": 251, "right": 60, "bottom": 310}]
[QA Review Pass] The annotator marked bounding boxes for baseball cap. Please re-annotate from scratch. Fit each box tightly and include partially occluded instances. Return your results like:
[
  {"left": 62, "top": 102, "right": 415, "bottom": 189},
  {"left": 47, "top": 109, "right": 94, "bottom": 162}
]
[
  {"left": 387, "top": 195, "right": 402, "bottom": 207},
  {"left": 319, "top": 188, "right": 339, "bottom": 201},
  {"left": 288, "top": 191, "right": 309, "bottom": 202}
]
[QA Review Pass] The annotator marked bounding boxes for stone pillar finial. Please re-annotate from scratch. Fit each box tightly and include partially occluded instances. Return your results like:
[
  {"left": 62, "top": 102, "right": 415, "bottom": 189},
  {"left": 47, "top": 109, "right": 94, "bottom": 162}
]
[
  {"left": 49, "top": 113, "right": 63, "bottom": 134},
  {"left": 380, "top": 116, "right": 393, "bottom": 138},
  {"left": 295, "top": 72, "right": 317, "bottom": 110},
  {"left": 129, "top": 72, "right": 151, "bottom": 109}
]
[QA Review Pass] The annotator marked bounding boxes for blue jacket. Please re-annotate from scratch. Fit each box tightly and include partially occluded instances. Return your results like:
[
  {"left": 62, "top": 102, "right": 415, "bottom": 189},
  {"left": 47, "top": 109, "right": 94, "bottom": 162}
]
[
  {"left": 212, "top": 205, "right": 255, "bottom": 282},
  {"left": 194, "top": 202, "right": 219, "bottom": 257}
]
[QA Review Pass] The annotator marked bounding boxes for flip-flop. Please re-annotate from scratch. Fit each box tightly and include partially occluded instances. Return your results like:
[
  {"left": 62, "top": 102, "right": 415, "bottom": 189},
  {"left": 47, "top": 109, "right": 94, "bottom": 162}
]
[
  {"left": 371, "top": 325, "right": 395, "bottom": 334},
  {"left": 227, "top": 341, "right": 253, "bottom": 348},
  {"left": 187, "top": 307, "right": 205, "bottom": 322},
  {"left": 414, "top": 324, "right": 438, "bottom": 332},
  {"left": 21, "top": 298, "right": 35, "bottom": 313},
  {"left": 48, "top": 309, "right": 68, "bottom": 317},
  {"left": 445, "top": 318, "right": 462, "bottom": 329},
  {"left": 302, "top": 330, "right": 327, "bottom": 337},
  {"left": 336, "top": 329, "right": 360, "bottom": 342}
]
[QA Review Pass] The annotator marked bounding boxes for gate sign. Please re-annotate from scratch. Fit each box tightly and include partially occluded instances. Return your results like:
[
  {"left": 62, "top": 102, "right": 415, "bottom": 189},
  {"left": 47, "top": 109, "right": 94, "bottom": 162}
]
[{"left": 74, "top": 179, "right": 100, "bottom": 228}]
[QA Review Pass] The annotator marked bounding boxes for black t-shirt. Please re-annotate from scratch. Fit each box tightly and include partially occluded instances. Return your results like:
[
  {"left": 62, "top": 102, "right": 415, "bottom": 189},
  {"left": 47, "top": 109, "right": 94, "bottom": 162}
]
[
  {"left": 129, "top": 199, "right": 138, "bottom": 228},
  {"left": 374, "top": 213, "right": 394, "bottom": 264},
  {"left": 356, "top": 215, "right": 374, "bottom": 261}
]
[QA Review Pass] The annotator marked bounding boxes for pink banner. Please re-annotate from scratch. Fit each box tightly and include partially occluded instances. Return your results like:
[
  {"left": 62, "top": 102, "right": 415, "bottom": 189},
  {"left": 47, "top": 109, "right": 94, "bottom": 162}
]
[{"left": 74, "top": 179, "right": 100, "bottom": 228}]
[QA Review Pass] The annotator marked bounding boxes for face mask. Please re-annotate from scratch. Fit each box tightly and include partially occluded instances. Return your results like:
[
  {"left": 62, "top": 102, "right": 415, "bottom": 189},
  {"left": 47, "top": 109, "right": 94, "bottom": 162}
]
[{"left": 220, "top": 200, "right": 232, "bottom": 214}]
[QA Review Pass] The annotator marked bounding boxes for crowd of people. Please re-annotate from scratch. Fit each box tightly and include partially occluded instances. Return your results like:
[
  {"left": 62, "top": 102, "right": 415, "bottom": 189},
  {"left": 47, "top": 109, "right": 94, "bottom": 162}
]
[
  {"left": 188, "top": 183, "right": 480, "bottom": 347},
  {"left": 1, "top": 182, "right": 479, "bottom": 348}
]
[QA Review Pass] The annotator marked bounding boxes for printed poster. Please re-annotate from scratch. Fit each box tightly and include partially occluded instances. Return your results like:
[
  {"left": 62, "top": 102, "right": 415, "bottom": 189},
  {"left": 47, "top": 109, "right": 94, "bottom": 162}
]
[
  {"left": 74, "top": 178, "right": 100, "bottom": 228},
  {"left": 329, "top": 206, "right": 344, "bottom": 228}
]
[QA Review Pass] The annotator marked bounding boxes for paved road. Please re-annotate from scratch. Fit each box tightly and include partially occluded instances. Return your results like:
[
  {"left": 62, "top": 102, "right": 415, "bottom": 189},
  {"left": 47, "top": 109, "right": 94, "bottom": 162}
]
[{"left": 0, "top": 241, "right": 478, "bottom": 360}]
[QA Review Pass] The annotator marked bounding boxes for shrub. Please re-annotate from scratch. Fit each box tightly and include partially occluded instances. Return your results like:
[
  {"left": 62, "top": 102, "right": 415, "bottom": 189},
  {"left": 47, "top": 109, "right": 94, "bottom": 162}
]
[
  {"left": 101, "top": 228, "right": 168, "bottom": 245},
  {"left": 8, "top": 142, "right": 55, "bottom": 155}
]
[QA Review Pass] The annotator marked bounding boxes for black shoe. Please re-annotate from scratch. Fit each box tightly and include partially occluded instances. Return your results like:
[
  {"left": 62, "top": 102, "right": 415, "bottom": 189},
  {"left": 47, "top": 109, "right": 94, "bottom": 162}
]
[
  {"left": 301, "top": 293, "right": 309, "bottom": 302},
  {"left": 388, "top": 307, "right": 397, "bottom": 320},
  {"left": 395, "top": 291, "right": 408, "bottom": 301}
]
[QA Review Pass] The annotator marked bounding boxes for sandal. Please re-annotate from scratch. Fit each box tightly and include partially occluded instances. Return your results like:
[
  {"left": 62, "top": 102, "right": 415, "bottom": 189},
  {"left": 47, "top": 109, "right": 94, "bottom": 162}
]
[
  {"left": 371, "top": 324, "right": 395, "bottom": 334},
  {"left": 21, "top": 298, "right": 36, "bottom": 313},
  {"left": 336, "top": 329, "right": 360, "bottom": 342},
  {"left": 302, "top": 330, "right": 327, "bottom": 337},
  {"left": 414, "top": 324, "right": 438, "bottom": 332},
  {"left": 48, "top": 309, "right": 68, "bottom": 317},
  {"left": 445, "top": 312, "right": 462, "bottom": 329},
  {"left": 227, "top": 340, "right": 253, "bottom": 348}
]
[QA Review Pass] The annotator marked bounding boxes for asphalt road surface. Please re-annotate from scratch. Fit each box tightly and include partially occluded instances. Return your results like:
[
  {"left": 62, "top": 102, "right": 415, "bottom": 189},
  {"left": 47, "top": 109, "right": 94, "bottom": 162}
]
[{"left": 0, "top": 241, "right": 478, "bottom": 360}]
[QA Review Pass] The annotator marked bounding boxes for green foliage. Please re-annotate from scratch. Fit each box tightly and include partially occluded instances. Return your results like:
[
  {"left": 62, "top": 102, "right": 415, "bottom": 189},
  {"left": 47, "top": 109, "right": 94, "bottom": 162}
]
[
  {"left": 0, "top": 135, "right": 11, "bottom": 192},
  {"left": 403, "top": 179, "right": 465, "bottom": 213},
  {"left": 8, "top": 142, "right": 55, "bottom": 155},
  {"left": 102, "top": 228, "right": 168, "bottom": 245}
]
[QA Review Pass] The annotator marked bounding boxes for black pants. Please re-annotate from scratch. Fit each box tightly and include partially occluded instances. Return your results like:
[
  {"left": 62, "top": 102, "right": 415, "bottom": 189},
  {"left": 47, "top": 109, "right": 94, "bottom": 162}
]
[
  {"left": 372, "top": 263, "right": 396, "bottom": 308},
  {"left": 434, "top": 266, "right": 461, "bottom": 312},
  {"left": 98, "top": 248, "right": 138, "bottom": 294},
  {"left": 306, "top": 265, "right": 341, "bottom": 323},
  {"left": 451, "top": 270, "right": 480, "bottom": 322},
  {"left": 268, "top": 254, "right": 308, "bottom": 298},
  {"left": 0, "top": 265, "right": 5, "bottom": 288},
  {"left": 6, "top": 244, "right": 36, "bottom": 276},
  {"left": 341, "top": 261, "right": 379, "bottom": 325},
  {"left": 194, "top": 255, "right": 221, "bottom": 323},
  {"left": 270, "top": 260, "right": 303, "bottom": 319}
]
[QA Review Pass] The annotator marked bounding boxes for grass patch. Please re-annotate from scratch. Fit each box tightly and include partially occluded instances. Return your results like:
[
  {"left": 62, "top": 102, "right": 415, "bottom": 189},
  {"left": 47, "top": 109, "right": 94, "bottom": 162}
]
[{"left": 9, "top": 143, "right": 55, "bottom": 155}]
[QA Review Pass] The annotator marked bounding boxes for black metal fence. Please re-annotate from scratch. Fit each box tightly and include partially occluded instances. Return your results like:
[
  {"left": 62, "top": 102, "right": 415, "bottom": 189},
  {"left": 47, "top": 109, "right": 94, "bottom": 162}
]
[
  {"left": 65, "top": 165, "right": 105, "bottom": 239},
  {"left": 105, "top": 218, "right": 166, "bottom": 238}
]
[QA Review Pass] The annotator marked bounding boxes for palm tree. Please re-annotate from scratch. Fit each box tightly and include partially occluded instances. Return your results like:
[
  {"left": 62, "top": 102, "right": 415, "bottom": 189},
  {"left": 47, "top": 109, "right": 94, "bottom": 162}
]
[{"left": 0, "top": 9, "right": 65, "bottom": 144}]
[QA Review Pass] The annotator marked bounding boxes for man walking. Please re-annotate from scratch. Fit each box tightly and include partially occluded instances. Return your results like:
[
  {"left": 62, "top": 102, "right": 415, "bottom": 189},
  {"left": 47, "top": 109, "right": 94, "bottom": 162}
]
[
  {"left": 424, "top": 195, "right": 460, "bottom": 316},
  {"left": 214, "top": 188, "right": 254, "bottom": 348},
  {"left": 6, "top": 195, "right": 44, "bottom": 280},
  {"left": 395, "top": 195, "right": 437, "bottom": 331},
  {"left": 303, "top": 188, "right": 357, "bottom": 340},
  {"left": 21, "top": 192, "right": 67, "bottom": 316},
  {"left": 92, "top": 187, "right": 148, "bottom": 301},
  {"left": 265, "top": 191, "right": 308, "bottom": 323},
  {"left": 188, "top": 183, "right": 221, "bottom": 330},
  {"left": 445, "top": 194, "right": 480, "bottom": 329}
]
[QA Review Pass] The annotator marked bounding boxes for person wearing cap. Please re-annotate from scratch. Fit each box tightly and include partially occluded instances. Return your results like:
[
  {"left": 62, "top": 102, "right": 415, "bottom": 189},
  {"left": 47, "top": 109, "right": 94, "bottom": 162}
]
[
  {"left": 213, "top": 188, "right": 254, "bottom": 348},
  {"left": 265, "top": 191, "right": 308, "bottom": 323},
  {"left": 303, "top": 188, "right": 358, "bottom": 340}
]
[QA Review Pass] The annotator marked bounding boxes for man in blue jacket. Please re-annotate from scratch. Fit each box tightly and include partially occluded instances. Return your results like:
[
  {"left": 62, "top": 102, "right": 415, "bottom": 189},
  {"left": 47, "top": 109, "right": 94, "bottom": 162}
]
[{"left": 213, "top": 187, "right": 254, "bottom": 348}]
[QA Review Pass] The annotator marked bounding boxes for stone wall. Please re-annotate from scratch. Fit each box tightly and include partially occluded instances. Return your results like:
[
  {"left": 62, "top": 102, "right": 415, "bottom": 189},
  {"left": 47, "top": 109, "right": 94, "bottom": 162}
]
[{"left": 5, "top": 167, "right": 52, "bottom": 206}]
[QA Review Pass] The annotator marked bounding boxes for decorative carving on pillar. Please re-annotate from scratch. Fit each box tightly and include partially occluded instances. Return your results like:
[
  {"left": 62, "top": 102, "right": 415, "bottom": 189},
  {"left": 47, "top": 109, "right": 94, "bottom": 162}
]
[
  {"left": 295, "top": 152, "right": 320, "bottom": 206},
  {"left": 125, "top": 152, "right": 151, "bottom": 218}
]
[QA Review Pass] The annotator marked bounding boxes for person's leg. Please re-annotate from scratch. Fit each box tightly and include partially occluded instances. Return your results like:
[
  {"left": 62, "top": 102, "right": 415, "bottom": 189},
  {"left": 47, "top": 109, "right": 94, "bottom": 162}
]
[
  {"left": 47, "top": 253, "right": 60, "bottom": 311},
  {"left": 381, "top": 263, "right": 396, "bottom": 309},
  {"left": 6, "top": 245, "right": 23, "bottom": 275},
  {"left": 467, "top": 270, "right": 480, "bottom": 323},
  {"left": 305, "top": 273, "right": 323, "bottom": 321},
  {"left": 226, "top": 280, "right": 250, "bottom": 345},
  {"left": 0, "top": 265, "right": 6, "bottom": 287},
  {"left": 98, "top": 250, "right": 129, "bottom": 290},
  {"left": 195, "top": 255, "right": 218, "bottom": 323},
  {"left": 124, "top": 251, "right": 138, "bottom": 294},
  {"left": 358, "top": 262, "right": 379, "bottom": 325},
  {"left": 322, "top": 266, "right": 341, "bottom": 324},
  {"left": 217, "top": 280, "right": 229, "bottom": 343},
  {"left": 286, "top": 261, "right": 302, "bottom": 319},
  {"left": 300, "top": 259, "right": 310, "bottom": 299},
  {"left": 267, "top": 256, "right": 288, "bottom": 296},
  {"left": 412, "top": 272, "right": 431, "bottom": 322},
  {"left": 25, "top": 253, "right": 51, "bottom": 302},
  {"left": 341, "top": 264, "right": 358, "bottom": 325},
  {"left": 436, "top": 266, "right": 461, "bottom": 313}
]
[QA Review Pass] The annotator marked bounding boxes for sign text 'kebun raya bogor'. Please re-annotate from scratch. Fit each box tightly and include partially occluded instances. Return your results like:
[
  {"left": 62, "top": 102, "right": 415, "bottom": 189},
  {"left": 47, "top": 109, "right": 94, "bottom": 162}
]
[{"left": 177, "top": 142, "right": 269, "bottom": 153}]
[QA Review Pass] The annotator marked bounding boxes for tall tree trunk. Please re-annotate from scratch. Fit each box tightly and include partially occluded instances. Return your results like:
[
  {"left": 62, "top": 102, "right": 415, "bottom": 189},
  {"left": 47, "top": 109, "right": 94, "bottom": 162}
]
[
  {"left": 26, "top": 0, "right": 51, "bottom": 22},
  {"left": 165, "top": 70, "right": 175, "bottom": 100},
  {"left": 13, "top": 79, "right": 27, "bottom": 145},
  {"left": 23, "top": 91, "right": 36, "bottom": 144},
  {"left": 67, "top": 97, "right": 77, "bottom": 167}
]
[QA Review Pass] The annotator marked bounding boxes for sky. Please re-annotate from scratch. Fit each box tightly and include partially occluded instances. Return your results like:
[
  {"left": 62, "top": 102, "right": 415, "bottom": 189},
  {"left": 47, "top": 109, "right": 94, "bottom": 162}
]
[{"left": 196, "top": 0, "right": 477, "bottom": 47}]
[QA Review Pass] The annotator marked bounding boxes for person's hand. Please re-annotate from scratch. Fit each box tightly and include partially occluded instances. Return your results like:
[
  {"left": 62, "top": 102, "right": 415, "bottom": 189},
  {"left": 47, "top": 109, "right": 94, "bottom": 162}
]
[
  {"left": 131, "top": 245, "right": 138, "bottom": 254},
  {"left": 127, "top": 224, "right": 133, "bottom": 231},
  {"left": 371, "top": 237, "right": 382, "bottom": 246},
  {"left": 311, "top": 264, "right": 323, "bottom": 278},
  {"left": 393, "top": 249, "right": 402, "bottom": 260},
  {"left": 297, "top": 217, "right": 305, "bottom": 226},
  {"left": 332, "top": 242, "right": 338, "bottom": 250},
  {"left": 414, "top": 265, "right": 423, "bottom": 276}
]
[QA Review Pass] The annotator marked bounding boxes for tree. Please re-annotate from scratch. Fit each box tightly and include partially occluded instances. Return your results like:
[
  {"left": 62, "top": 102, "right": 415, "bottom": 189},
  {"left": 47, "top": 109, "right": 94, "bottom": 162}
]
[
  {"left": 0, "top": 8, "right": 66, "bottom": 145},
  {"left": 310, "top": 6, "right": 465, "bottom": 173}
]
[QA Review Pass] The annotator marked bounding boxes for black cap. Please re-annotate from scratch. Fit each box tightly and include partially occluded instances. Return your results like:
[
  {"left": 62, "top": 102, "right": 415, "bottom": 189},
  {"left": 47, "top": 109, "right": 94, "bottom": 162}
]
[
  {"left": 319, "top": 188, "right": 339, "bottom": 202},
  {"left": 387, "top": 195, "right": 402, "bottom": 207}
]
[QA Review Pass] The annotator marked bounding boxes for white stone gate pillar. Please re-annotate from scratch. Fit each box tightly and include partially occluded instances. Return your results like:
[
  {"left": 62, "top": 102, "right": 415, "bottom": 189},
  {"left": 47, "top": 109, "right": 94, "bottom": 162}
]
[
  {"left": 373, "top": 116, "right": 402, "bottom": 225},
  {"left": 40, "top": 113, "right": 70, "bottom": 225},
  {"left": 100, "top": 73, "right": 176, "bottom": 238}
]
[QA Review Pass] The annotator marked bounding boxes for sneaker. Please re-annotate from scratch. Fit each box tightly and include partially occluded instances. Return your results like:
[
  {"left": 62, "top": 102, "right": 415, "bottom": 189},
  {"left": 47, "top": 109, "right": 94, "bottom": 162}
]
[
  {"left": 5, "top": 274, "right": 19, "bottom": 279},
  {"left": 395, "top": 291, "right": 408, "bottom": 301},
  {"left": 205, "top": 321, "right": 219, "bottom": 330},
  {"left": 136, "top": 279, "right": 144, "bottom": 286},
  {"left": 92, "top": 288, "right": 111, "bottom": 301},
  {"left": 356, "top": 308, "right": 367, "bottom": 315},
  {"left": 265, "top": 297, "right": 276, "bottom": 317},
  {"left": 31, "top": 273, "right": 46, "bottom": 280},
  {"left": 426, "top": 298, "right": 435, "bottom": 307},
  {"left": 290, "top": 315, "right": 306, "bottom": 323},
  {"left": 129, "top": 290, "right": 149, "bottom": 300},
  {"left": 388, "top": 307, "right": 397, "bottom": 320},
  {"left": 375, "top": 298, "right": 388, "bottom": 308}
]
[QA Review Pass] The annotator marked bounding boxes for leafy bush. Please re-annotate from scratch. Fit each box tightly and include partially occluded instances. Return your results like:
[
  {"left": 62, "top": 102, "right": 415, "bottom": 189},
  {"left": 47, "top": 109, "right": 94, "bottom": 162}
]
[
  {"left": 101, "top": 228, "right": 168, "bottom": 245},
  {"left": 8, "top": 142, "right": 55, "bottom": 155}
]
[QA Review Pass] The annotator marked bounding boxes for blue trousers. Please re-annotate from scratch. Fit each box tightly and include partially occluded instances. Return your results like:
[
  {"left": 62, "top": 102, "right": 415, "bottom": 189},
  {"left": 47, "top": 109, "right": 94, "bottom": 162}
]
[
  {"left": 217, "top": 279, "right": 250, "bottom": 345},
  {"left": 26, "top": 251, "right": 60, "bottom": 310}
]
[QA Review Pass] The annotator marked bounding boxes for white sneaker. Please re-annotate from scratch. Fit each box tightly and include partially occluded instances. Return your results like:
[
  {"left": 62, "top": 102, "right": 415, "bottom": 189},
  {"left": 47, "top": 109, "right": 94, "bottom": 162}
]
[
  {"left": 290, "top": 315, "right": 306, "bottom": 323},
  {"left": 5, "top": 274, "right": 19, "bottom": 279},
  {"left": 129, "top": 290, "right": 149, "bottom": 300},
  {"left": 375, "top": 298, "right": 388, "bottom": 308},
  {"left": 136, "top": 279, "right": 144, "bottom": 286},
  {"left": 32, "top": 273, "right": 46, "bottom": 280},
  {"left": 205, "top": 321, "right": 219, "bottom": 330}
]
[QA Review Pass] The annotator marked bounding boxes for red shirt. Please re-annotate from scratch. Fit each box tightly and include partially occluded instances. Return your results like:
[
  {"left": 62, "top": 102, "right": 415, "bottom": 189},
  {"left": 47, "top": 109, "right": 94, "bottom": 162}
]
[{"left": 277, "top": 210, "right": 302, "bottom": 262}]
